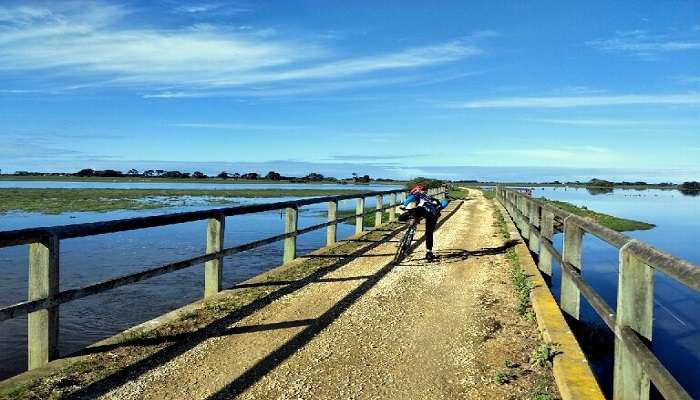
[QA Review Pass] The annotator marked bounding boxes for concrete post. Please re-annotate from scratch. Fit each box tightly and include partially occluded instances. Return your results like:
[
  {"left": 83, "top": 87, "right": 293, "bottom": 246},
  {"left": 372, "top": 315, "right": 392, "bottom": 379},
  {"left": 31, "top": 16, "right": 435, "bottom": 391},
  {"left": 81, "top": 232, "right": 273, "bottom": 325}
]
[
  {"left": 513, "top": 196, "right": 521, "bottom": 229},
  {"left": 561, "top": 218, "right": 584, "bottom": 319},
  {"left": 538, "top": 210, "right": 555, "bottom": 276},
  {"left": 355, "top": 198, "right": 364, "bottom": 235},
  {"left": 389, "top": 193, "right": 397, "bottom": 222},
  {"left": 375, "top": 195, "right": 383, "bottom": 227},
  {"left": 28, "top": 235, "right": 59, "bottom": 370},
  {"left": 284, "top": 206, "right": 298, "bottom": 263},
  {"left": 205, "top": 215, "right": 225, "bottom": 297},
  {"left": 327, "top": 200, "right": 337, "bottom": 246},
  {"left": 521, "top": 197, "right": 531, "bottom": 239},
  {"left": 528, "top": 202, "right": 541, "bottom": 254},
  {"left": 613, "top": 246, "right": 654, "bottom": 400}
]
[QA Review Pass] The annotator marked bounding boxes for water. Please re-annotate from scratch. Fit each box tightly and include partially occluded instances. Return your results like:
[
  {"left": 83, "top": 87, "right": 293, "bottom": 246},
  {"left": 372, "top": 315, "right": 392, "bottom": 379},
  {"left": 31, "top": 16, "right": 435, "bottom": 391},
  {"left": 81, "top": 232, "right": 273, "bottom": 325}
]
[
  {"left": 0, "top": 185, "right": 400, "bottom": 379},
  {"left": 526, "top": 187, "right": 700, "bottom": 398}
]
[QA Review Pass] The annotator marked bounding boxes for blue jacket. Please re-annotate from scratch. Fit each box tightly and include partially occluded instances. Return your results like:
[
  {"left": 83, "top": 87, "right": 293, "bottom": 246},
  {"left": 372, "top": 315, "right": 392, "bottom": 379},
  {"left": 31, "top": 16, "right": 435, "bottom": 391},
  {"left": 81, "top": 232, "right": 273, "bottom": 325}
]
[{"left": 403, "top": 193, "right": 445, "bottom": 215}]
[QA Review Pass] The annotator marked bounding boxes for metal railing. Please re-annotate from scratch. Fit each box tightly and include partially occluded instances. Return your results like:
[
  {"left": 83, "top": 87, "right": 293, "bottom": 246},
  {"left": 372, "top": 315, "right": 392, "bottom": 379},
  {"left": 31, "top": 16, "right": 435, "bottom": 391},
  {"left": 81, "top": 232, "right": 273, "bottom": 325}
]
[
  {"left": 496, "top": 186, "right": 698, "bottom": 400},
  {"left": 0, "top": 186, "right": 445, "bottom": 372}
]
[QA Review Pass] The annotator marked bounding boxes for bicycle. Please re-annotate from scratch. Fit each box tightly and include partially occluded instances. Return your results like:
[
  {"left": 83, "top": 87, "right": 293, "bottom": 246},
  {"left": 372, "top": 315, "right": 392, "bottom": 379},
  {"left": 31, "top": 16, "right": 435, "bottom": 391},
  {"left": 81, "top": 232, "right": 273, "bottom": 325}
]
[{"left": 392, "top": 210, "right": 419, "bottom": 265}]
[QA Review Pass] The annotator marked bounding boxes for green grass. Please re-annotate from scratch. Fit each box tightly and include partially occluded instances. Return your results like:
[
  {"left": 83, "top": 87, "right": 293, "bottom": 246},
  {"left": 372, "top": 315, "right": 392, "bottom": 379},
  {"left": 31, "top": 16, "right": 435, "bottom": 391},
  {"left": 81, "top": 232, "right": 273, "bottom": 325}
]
[
  {"left": 540, "top": 198, "right": 655, "bottom": 232},
  {"left": 531, "top": 343, "right": 559, "bottom": 369},
  {"left": 448, "top": 188, "right": 470, "bottom": 199},
  {"left": 0, "top": 188, "right": 365, "bottom": 214},
  {"left": 332, "top": 208, "right": 391, "bottom": 227}
]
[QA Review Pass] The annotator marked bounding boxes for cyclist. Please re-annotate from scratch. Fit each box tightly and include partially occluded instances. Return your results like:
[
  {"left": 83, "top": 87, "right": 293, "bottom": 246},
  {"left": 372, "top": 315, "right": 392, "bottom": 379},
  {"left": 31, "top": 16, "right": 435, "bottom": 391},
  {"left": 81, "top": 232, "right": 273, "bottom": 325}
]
[{"left": 398, "top": 184, "right": 449, "bottom": 261}]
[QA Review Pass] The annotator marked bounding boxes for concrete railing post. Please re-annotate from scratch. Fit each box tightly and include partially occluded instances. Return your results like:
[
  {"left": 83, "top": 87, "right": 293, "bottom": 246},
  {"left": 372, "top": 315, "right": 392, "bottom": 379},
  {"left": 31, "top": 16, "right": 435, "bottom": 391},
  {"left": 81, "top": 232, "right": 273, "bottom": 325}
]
[
  {"left": 355, "top": 197, "right": 365, "bottom": 235},
  {"left": 327, "top": 200, "right": 337, "bottom": 246},
  {"left": 528, "top": 201, "right": 541, "bottom": 254},
  {"left": 514, "top": 196, "right": 522, "bottom": 230},
  {"left": 375, "top": 195, "right": 383, "bottom": 228},
  {"left": 613, "top": 246, "right": 654, "bottom": 400},
  {"left": 284, "top": 206, "right": 298, "bottom": 263},
  {"left": 561, "top": 217, "right": 584, "bottom": 319},
  {"left": 521, "top": 197, "right": 531, "bottom": 239},
  {"left": 538, "top": 210, "right": 555, "bottom": 277},
  {"left": 28, "top": 235, "right": 59, "bottom": 370},
  {"left": 389, "top": 193, "right": 397, "bottom": 222},
  {"left": 205, "top": 214, "right": 225, "bottom": 297}
]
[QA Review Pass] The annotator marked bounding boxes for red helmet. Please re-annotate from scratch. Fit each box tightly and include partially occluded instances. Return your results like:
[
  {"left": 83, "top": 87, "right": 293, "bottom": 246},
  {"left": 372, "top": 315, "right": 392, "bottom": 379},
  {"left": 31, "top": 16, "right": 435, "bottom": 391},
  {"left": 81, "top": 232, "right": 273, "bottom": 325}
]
[{"left": 410, "top": 184, "right": 425, "bottom": 194}]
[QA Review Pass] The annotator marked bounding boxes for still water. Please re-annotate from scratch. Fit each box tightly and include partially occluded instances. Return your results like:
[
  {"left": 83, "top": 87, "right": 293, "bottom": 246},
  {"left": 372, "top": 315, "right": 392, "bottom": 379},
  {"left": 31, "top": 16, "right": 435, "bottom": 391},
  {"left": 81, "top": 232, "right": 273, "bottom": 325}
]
[
  {"left": 527, "top": 187, "right": 699, "bottom": 398},
  {"left": 0, "top": 184, "right": 400, "bottom": 379}
]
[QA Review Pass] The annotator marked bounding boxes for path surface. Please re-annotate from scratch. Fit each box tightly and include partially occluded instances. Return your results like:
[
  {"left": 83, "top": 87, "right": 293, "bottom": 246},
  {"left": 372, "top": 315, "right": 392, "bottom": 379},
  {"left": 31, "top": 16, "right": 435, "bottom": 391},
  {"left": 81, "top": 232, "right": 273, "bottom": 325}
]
[{"left": 98, "top": 192, "right": 547, "bottom": 399}]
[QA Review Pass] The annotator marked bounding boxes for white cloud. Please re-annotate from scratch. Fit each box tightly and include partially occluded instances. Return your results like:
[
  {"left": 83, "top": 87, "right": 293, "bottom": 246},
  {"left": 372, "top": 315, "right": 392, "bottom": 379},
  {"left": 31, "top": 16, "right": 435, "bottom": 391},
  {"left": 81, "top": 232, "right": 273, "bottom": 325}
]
[
  {"left": 527, "top": 118, "right": 700, "bottom": 126},
  {"left": 171, "top": 123, "right": 306, "bottom": 130},
  {"left": 587, "top": 29, "right": 700, "bottom": 56},
  {"left": 173, "top": 3, "right": 250, "bottom": 15},
  {"left": 446, "top": 93, "right": 700, "bottom": 108},
  {"left": 473, "top": 146, "right": 614, "bottom": 161},
  {"left": 0, "top": 3, "right": 482, "bottom": 96}
]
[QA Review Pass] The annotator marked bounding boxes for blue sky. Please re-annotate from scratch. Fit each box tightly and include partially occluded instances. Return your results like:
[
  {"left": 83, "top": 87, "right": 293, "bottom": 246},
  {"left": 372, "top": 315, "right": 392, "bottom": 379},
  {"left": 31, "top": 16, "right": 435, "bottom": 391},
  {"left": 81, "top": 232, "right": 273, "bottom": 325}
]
[{"left": 1, "top": 0, "right": 699, "bottom": 181}]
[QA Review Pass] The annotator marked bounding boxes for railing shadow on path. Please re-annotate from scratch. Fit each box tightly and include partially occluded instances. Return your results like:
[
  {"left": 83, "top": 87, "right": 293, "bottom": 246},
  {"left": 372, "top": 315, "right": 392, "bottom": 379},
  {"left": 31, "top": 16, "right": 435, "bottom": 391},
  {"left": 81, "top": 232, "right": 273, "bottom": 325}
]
[
  {"left": 64, "top": 223, "right": 408, "bottom": 399},
  {"left": 205, "top": 201, "right": 463, "bottom": 399}
]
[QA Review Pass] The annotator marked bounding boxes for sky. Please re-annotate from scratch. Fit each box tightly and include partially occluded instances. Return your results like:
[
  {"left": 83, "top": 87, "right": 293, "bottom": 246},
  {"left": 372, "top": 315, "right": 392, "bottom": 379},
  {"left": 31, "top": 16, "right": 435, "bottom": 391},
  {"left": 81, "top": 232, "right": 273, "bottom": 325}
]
[{"left": 1, "top": 0, "right": 699, "bottom": 182}]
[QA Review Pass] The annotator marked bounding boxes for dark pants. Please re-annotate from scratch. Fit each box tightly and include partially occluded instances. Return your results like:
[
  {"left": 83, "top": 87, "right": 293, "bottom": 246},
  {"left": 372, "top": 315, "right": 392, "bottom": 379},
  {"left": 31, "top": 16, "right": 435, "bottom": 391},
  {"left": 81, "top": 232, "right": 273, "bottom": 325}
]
[{"left": 399, "top": 208, "right": 439, "bottom": 251}]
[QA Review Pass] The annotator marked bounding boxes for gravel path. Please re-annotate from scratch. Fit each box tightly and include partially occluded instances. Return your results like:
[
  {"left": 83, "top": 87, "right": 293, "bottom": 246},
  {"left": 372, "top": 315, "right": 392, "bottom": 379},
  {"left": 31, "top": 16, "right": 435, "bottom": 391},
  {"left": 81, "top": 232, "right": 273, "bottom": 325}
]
[{"left": 97, "top": 192, "right": 550, "bottom": 399}]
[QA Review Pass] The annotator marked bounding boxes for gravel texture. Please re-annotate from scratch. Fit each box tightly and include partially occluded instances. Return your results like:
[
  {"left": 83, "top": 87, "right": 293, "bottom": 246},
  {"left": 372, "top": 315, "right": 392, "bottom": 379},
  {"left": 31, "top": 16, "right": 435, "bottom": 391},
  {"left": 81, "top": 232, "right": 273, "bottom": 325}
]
[{"left": 87, "top": 191, "right": 557, "bottom": 399}]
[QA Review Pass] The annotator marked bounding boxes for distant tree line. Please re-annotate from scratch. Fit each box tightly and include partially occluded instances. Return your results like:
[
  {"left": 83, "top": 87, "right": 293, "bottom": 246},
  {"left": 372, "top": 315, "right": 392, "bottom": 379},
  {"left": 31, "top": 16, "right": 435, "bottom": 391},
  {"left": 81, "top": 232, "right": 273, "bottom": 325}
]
[{"left": 1, "top": 168, "right": 395, "bottom": 184}]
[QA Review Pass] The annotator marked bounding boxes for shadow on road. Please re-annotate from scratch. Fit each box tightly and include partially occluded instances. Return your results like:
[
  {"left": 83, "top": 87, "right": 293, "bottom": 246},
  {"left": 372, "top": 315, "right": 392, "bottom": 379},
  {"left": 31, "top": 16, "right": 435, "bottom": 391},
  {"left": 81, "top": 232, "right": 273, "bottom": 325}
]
[
  {"left": 65, "top": 201, "right": 463, "bottom": 399},
  {"left": 205, "top": 201, "right": 463, "bottom": 399}
]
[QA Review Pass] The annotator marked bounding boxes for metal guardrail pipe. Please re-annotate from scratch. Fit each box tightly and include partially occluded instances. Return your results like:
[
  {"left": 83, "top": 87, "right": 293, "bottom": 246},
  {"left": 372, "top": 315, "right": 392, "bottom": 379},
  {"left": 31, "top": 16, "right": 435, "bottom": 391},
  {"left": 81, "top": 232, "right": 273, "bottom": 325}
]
[{"left": 496, "top": 186, "right": 697, "bottom": 400}]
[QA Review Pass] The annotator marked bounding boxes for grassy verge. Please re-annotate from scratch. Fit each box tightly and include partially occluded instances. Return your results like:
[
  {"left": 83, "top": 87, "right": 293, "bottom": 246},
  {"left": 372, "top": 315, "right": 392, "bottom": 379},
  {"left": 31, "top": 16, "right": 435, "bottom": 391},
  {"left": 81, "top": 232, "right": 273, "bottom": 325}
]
[
  {"left": 0, "top": 188, "right": 365, "bottom": 214},
  {"left": 0, "top": 225, "right": 401, "bottom": 400},
  {"left": 448, "top": 187, "right": 470, "bottom": 199},
  {"left": 540, "top": 198, "right": 655, "bottom": 232},
  {"left": 491, "top": 200, "right": 559, "bottom": 400}
]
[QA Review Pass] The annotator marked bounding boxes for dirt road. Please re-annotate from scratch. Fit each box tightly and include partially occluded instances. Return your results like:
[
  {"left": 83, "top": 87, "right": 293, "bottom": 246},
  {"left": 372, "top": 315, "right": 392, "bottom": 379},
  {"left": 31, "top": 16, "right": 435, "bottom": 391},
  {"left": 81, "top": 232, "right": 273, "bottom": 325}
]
[{"left": 94, "top": 191, "right": 555, "bottom": 399}]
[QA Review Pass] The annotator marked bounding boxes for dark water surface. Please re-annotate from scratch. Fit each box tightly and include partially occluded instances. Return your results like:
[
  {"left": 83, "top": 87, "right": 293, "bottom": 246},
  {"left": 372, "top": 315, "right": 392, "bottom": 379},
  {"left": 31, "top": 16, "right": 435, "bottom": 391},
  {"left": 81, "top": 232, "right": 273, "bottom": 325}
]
[
  {"left": 0, "top": 189, "right": 397, "bottom": 379},
  {"left": 528, "top": 187, "right": 699, "bottom": 398}
]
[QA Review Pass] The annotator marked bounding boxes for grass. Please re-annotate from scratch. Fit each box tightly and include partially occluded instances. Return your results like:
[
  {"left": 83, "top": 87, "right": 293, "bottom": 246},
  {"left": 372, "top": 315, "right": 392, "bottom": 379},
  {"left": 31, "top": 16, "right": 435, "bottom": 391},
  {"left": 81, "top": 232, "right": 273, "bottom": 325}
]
[
  {"left": 490, "top": 198, "right": 560, "bottom": 400},
  {"left": 531, "top": 343, "right": 559, "bottom": 368},
  {"left": 0, "top": 188, "right": 365, "bottom": 214},
  {"left": 540, "top": 198, "right": 655, "bottom": 232},
  {"left": 331, "top": 208, "right": 391, "bottom": 227},
  {"left": 448, "top": 187, "right": 470, "bottom": 199},
  {"left": 507, "top": 248, "right": 535, "bottom": 319}
]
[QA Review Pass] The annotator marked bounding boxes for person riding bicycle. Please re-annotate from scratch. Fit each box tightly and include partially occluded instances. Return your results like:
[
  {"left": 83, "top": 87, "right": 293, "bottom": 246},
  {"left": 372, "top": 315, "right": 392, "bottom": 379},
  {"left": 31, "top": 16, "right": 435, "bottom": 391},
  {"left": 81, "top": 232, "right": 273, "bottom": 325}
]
[{"left": 398, "top": 184, "right": 448, "bottom": 261}]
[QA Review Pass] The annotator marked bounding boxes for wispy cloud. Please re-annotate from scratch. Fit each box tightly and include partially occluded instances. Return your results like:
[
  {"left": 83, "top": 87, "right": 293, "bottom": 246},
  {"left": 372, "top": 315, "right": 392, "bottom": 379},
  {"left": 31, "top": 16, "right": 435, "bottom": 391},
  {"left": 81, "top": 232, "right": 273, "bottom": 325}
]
[
  {"left": 144, "top": 76, "right": 415, "bottom": 98},
  {"left": 445, "top": 93, "right": 700, "bottom": 108},
  {"left": 171, "top": 122, "right": 306, "bottom": 130},
  {"left": 173, "top": 3, "right": 250, "bottom": 15},
  {"left": 0, "top": 2, "right": 484, "bottom": 97},
  {"left": 326, "top": 154, "right": 426, "bottom": 161},
  {"left": 473, "top": 146, "right": 614, "bottom": 161},
  {"left": 526, "top": 117, "right": 700, "bottom": 126},
  {"left": 587, "top": 29, "right": 700, "bottom": 57}
]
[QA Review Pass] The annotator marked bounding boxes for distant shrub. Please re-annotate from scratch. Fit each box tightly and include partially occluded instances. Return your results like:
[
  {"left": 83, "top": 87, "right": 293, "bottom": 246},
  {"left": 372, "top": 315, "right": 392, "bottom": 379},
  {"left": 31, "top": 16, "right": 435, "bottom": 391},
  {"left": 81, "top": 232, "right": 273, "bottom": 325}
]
[{"left": 405, "top": 177, "right": 445, "bottom": 190}]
